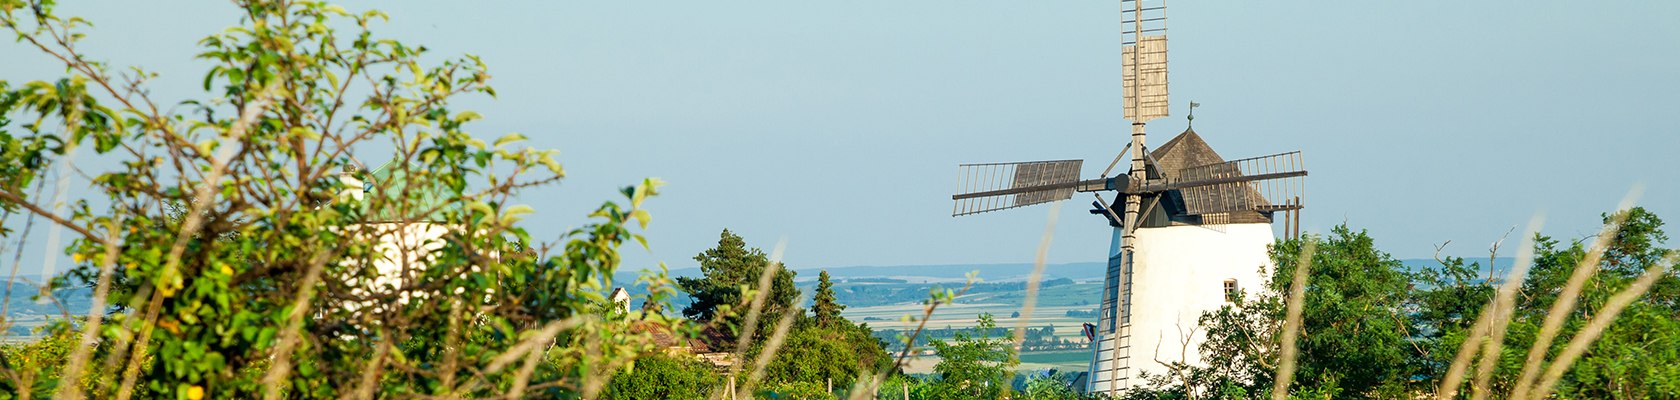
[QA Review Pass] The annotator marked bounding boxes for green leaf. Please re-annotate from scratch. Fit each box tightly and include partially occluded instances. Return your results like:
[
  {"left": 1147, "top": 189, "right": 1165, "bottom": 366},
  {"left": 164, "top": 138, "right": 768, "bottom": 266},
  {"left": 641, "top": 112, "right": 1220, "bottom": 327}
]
[{"left": 492, "top": 132, "right": 524, "bottom": 148}]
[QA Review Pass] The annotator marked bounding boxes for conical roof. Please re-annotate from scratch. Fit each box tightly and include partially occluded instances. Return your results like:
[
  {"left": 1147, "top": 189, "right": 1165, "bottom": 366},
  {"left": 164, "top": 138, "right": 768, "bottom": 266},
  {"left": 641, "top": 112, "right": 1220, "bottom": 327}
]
[
  {"left": 1148, "top": 128, "right": 1225, "bottom": 180},
  {"left": 1138, "top": 127, "right": 1273, "bottom": 226}
]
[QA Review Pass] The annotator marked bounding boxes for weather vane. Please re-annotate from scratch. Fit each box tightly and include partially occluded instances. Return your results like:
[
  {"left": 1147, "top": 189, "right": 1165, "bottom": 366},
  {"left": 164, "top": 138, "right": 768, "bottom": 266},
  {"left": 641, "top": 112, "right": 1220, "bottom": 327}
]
[{"left": 1187, "top": 101, "right": 1199, "bottom": 127}]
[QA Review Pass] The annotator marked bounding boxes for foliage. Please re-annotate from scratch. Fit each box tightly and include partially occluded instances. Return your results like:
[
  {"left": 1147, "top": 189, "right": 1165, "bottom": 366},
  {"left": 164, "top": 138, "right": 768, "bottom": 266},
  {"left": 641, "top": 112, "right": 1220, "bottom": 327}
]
[
  {"left": 757, "top": 380, "right": 837, "bottom": 400},
  {"left": 1266, "top": 226, "right": 1415, "bottom": 398},
  {"left": 1129, "top": 225, "right": 1415, "bottom": 399},
  {"left": 1182, "top": 226, "right": 1415, "bottom": 399},
  {"left": 756, "top": 321, "right": 893, "bottom": 391},
  {"left": 1408, "top": 247, "right": 1497, "bottom": 384},
  {"left": 0, "top": 1, "right": 670, "bottom": 398},
  {"left": 875, "top": 325, "right": 1069, "bottom": 353},
  {"left": 1129, "top": 210, "right": 1678, "bottom": 399},
  {"left": 925, "top": 313, "right": 1017, "bottom": 399},
  {"left": 599, "top": 353, "right": 720, "bottom": 400},
  {"left": 0, "top": 321, "right": 115, "bottom": 399},
  {"left": 1021, "top": 371, "right": 1084, "bottom": 399},
  {"left": 812, "top": 270, "right": 844, "bottom": 328},
  {"left": 872, "top": 374, "right": 922, "bottom": 400},
  {"left": 677, "top": 229, "right": 799, "bottom": 344},
  {"left": 1484, "top": 207, "right": 1680, "bottom": 399}
]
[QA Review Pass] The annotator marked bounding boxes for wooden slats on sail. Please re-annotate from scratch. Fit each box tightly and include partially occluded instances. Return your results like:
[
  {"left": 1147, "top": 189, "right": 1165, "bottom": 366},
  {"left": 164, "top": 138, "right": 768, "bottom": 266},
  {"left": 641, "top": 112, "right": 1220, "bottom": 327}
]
[
  {"left": 951, "top": 160, "right": 1083, "bottom": 216},
  {"left": 1176, "top": 151, "right": 1304, "bottom": 215}
]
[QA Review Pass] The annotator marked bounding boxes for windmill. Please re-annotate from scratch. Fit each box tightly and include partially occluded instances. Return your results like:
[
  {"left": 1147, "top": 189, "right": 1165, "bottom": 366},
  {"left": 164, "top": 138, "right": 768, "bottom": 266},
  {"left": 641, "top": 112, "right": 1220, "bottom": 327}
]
[{"left": 948, "top": 0, "right": 1307, "bottom": 394}]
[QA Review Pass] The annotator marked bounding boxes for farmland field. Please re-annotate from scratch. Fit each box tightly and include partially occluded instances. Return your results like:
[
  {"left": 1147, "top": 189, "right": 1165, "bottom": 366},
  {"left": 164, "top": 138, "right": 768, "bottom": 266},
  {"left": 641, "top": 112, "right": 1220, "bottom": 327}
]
[
  {"left": 1018, "top": 349, "right": 1091, "bottom": 371},
  {"left": 841, "top": 280, "right": 1104, "bottom": 374},
  {"left": 843, "top": 281, "right": 1104, "bottom": 343}
]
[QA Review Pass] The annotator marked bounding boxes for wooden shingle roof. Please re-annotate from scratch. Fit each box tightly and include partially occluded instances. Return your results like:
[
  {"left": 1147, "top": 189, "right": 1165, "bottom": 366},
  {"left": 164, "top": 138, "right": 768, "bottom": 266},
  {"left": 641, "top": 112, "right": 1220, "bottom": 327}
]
[
  {"left": 1149, "top": 128, "right": 1224, "bottom": 181},
  {"left": 1141, "top": 128, "right": 1273, "bottom": 226}
]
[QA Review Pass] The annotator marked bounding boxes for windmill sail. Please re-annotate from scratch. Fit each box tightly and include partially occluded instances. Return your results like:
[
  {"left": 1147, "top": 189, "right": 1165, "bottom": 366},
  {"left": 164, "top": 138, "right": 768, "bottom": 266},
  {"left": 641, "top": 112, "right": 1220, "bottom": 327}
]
[
  {"left": 1175, "top": 151, "right": 1305, "bottom": 215},
  {"left": 952, "top": 160, "right": 1084, "bottom": 216},
  {"left": 1121, "top": 35, "right": 1169, "bottom": 122},
  {"left": 1120, "top": 0, "right": 1169, "bottom": 123}
]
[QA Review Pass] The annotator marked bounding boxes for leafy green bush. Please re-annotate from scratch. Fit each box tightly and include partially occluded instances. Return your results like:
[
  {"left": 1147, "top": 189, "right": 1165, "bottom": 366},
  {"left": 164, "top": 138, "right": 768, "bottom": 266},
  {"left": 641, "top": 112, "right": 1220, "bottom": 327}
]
[
  {"left": 757, "top": 380, "right": 836, "bottom": 400},
  {"left": 924, "top": 313, "right": 1017, "bottom": 400},
  {"left": 600, "top": 353, "right": 721, "bottom": 400},
  {"left": 0, "top": 1, "right": 669, "bottom": 397}
]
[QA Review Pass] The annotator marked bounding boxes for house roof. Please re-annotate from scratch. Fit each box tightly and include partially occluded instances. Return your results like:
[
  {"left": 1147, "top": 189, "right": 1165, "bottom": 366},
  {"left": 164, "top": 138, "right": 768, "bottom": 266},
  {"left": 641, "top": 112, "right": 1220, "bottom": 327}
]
[
  {"left": 1140, "top": 128, "right": 1273, "bottom": 226},
  {"left": 628, "top": 320, "right": 712, "bottom": 352},
  {"left": 1148, "top": 128, "right": 1225, "bottom": 181}
]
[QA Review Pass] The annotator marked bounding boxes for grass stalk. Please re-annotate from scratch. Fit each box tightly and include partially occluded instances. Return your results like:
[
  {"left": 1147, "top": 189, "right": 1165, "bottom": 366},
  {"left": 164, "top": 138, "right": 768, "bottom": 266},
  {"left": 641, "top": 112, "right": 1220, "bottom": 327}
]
[
  {"left": 1528, "top": 250, "right": 1678, "bottom": 400},
  {"left": 53, "top": 218, "right": 123, "bottom": 399},
  {"left": 713, "top": 240, "right": 786, "bottom": 400},
  {"left": 846, "top": 278, "right": 976, "bottom": 400},
  {"left": 1509, "top": 192, "right": 1639, "bottom": 399},
  {"left": 740, "top": 304, "right": 801, "bottom": 398},
  {"left": 1468, "top": 217, "right": 1545, "bottom": 400},
  {"left": 261, "top": 250, "right": 333, "bottom": 400},
  {"left": 1011, "top": 202, "right": 1060, "bottom": 351},
  {"left": 1272, "top": 240, "right": 1316, "bottom": 400}
]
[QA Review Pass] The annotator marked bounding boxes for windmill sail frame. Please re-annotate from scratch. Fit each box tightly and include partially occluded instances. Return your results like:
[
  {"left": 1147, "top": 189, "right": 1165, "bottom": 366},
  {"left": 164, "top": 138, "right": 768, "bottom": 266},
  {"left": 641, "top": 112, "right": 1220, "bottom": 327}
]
[
  {"left": 951, "top": 160, "right": 1084, "bottom": 216},
  {"left": 1175, "top": 151, "right": 1305, "bottom": 215}
]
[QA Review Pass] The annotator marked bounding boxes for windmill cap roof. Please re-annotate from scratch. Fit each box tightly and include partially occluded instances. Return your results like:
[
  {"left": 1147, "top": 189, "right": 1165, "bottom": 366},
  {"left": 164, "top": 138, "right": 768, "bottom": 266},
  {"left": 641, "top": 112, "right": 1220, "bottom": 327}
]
[
  {"left": 1142, "top": 127, "right": 1274, "bottom": 226},
  {"left": 1149, "top": 127, "right": 1226, "bottom": 179}
]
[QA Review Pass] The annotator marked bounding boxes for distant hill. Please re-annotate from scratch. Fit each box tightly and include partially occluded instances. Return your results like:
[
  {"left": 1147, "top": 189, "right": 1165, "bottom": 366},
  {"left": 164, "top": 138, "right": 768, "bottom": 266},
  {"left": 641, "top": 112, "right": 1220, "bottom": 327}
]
[
  {"left": 661, "top": 257, "right": 1514, "bottom": 284},
  {"left": 638, "top": 257, "right": 1515, "bottom": 309},
  {"left": 661, "top": 262, "right": 1109, "bottom": 284},
  {"left": 3, "top": 257, "right": 1516, "bottom": 323},
  {"left": 1, "top": 281, "right": 94, "bottom": 335}
]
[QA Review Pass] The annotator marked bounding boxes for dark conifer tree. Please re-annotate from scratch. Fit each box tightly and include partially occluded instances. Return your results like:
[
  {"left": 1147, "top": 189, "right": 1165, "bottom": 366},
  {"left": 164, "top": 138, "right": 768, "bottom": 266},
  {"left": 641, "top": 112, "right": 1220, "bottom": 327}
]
[{"left": 812, "top": 270, "right": 845, "bottom": 327}]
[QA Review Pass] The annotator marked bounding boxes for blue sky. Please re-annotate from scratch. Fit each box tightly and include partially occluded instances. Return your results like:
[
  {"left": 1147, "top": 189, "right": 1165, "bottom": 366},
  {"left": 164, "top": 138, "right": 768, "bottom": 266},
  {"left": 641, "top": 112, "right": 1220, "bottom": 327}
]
[{"left": 3, "top": 2, "right": 1677, "bottom": 275}]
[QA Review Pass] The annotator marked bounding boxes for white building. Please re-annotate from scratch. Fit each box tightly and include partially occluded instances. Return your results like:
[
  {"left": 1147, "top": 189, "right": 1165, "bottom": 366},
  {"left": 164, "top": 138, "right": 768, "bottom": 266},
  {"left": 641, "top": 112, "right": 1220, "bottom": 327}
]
[
  {"left": 1087, "top": 128, "right": 1277, "bottom": 393},
  {"left": 336, "top": 162, "right": 459, "bottom": 312}
]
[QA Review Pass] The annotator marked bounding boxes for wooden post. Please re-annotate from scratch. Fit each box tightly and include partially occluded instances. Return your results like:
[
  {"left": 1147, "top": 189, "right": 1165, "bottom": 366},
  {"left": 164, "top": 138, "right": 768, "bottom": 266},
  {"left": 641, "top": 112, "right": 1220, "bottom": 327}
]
[
  {"left": 903, "top": 380, "right": 910, "bottom": 400},
  {"left": 1292, "top": 196, "right": 1302, "bottom": 239},
  {"left": 1283, "top": 209, "right": 1292, "bottom": 239}
]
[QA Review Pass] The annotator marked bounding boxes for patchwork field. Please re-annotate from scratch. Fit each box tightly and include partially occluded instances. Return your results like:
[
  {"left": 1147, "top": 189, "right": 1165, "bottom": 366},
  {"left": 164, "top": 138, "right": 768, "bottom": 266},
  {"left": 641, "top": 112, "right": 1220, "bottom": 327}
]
[
  {"left": 841, "top": 281, "right": 1105, "bottom": 373},
  {"left": 844, "top": 281, "right": 1103, "bottom": 341}
]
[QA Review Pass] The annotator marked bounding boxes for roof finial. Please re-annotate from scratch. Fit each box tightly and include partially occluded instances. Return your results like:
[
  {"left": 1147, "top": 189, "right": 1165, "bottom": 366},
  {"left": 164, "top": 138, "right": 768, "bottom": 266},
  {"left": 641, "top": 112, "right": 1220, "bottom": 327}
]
[{"left": 1187, "top": 101, "right": 1199, "bottom": 129}]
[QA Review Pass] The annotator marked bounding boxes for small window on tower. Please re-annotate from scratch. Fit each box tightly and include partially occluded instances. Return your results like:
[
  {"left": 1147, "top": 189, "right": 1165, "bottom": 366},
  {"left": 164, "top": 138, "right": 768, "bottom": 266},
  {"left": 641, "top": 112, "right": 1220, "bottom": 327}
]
[{"left": 1223, "top": 279, "right": 1239, "bottom": 302}]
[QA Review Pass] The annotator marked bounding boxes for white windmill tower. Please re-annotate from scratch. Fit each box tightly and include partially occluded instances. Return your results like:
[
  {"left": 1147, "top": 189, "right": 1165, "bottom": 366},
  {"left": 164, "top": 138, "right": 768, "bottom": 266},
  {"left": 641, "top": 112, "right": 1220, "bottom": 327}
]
[{"left": 948, "top": 0, "right": 1307, "bottom": 394}]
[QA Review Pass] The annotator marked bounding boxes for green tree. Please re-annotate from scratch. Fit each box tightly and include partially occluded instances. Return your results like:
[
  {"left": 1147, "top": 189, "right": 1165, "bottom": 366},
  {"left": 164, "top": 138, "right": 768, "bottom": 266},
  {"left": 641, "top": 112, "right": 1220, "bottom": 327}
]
[
  {"left": 0, "top": 321, "right": 116, "bottom": 399},
  {"left": 758, "top": 380, "right": 838, "bottom": 400},
  {"left": 1459, "top": 207, "right": 1680, "bottom": 399},
  {"left": 599, "top": 353, "right": 721, "bottom": 400},
  {"left": 755, "top": 320, "right": 894, "bottom": 394},
  {"left": 753, "top": 270, "right": 893, "bottom": 394},
  {"left": 677, "top": 229, "right": 798, "bottom": 341},
  {"left": 1185, "top": 225, "right": 1415, "bottom": 399},
  {"left": 926, "top": 313, "right": 1017, "bottom": 400},
  {"left": 0, "top": 1, "right": 668, "bottom": 398},
  {"left": 1022, "top": 372, "right": 1084, "bottom": 399},
  {"left": 1124, "top": 209, "right": 1678, "bottom": 399},
  {"left": 812, "top": 270, "right": 844, "bottom": 328}
]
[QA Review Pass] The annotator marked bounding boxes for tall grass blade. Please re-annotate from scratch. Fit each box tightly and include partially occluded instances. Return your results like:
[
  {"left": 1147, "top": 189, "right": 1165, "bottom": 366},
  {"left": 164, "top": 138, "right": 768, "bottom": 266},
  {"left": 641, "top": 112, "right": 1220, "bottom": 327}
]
[
  {"left": 1509, "top": 189, "right": 1640, "bottom": 399},
  {"left": 1528, "top": 250, "right": 1678, "bottom": 400},
  {"left": 1011, "top": 202, "right": 1061, "bottom": 350},
  {"left": 1272, "top": 240, "right": 1316, "bottom": 400}
]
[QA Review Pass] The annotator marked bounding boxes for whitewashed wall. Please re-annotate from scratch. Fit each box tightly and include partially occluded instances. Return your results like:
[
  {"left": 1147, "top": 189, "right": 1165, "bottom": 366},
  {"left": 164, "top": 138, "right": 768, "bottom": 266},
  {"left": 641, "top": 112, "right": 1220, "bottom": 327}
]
[{"left": 1089, "top": 222, "right": 1274, "bottom": 393}]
